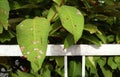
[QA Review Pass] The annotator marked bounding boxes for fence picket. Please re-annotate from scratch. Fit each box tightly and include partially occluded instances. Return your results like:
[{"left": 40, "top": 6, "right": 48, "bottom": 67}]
[{"left": 0, "top": 44, "right": 120, "bottom": 77}]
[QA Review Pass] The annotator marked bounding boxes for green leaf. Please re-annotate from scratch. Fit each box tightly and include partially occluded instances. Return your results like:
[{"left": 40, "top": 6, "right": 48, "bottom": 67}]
[
  {"left": 10, "top": 73, "right": 18, "bottom": 77},
  {"left": 108, "top": 57, "right": 117, "bottom": 69},
  {"left": 106, "top": 17, "right": 114, "bottom": 25},
  {"left": 99, "top": 65, "right": 112, "bottom": 77},
  {"left": 55, "top": 67, "right": 64, "bottom": 77},
  {"left": 56, "top": 5, "right": 84, "bottom": 43},
  {"left": 86, "top": 57, "right": 98, "bottom": 76},
  {"left": 0, "top": 30, "right": 14, "bottom": 43},
  {"left": 68, "top": 61, "right": 82, "bottom": 77},
  {"left": 82, "top": 33, "right": 101, "bottom": 46},
  {"left": 49, "top": 56, "right": 64, "bottom": 67},
  {"left": 107, "top": 35, "right": 114, "bottom": 43},
  {"left": 96, "top": 33, "right": 107, "bottom": 44},
  {"left": 114, "top": 57, "right": 120, "bottom": 70},
  {"left": 87, "top": 57, "right": 96, "bottom": 67},
  {"left": 29, "top": 0, "right": 44, "bottom": 4},
  {"left": 48, "top": 56, "right": 64, "bottom": 77},
  {"left": 42, "top": 65, "right": 51, "bottom": 77},
  {"left": 97, "top": 57, "right": 112, "bottom": 77},
  {"left": 0, "top": 25, "right": 3, "bottom": 34},
  {"left": 64, "top": 33, "right": 74, "bottom": 48},
  {"left": 55, "top": 56, "right": 64, "bottom": 67},
  {"left": 12, "top": 1, "right": 21, "bottom": 10},
  {"left": 116, "top": 33, "right": 120, "bottom": 43},
  {"left": 49, "top": 19, "right": 61, "bottom": 36},
  {"left": 11, "top": 70, "right": 35, "bottom": 77},
  {"left": 0, "top": 0, "right": 10, "bottom": 30},
  {"left": 104, "top": 0, "right": 114, "bottom": 5},
  {"left": 114, "top": 57, "right": 120, "bottom": 63},
  {"left": 93, "top": 57, "right": 101, "bottom": 62},
  {"left": 16, "top": 17, "right": 50, "bottom": 73},
  {"left": 96, "top": 57, "right": 106, "bottom": 67},
  {"left": 84, "top": 24, "right": 101, "bottom": 34}
]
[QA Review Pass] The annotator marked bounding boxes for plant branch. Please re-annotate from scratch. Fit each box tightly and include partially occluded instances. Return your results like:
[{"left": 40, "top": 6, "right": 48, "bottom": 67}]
[
  {"left": 9, "top": 18, "right": 24, "bottom": 24},
  {"left": 50, "top": 0, "right": 65, "bottom": 22}
]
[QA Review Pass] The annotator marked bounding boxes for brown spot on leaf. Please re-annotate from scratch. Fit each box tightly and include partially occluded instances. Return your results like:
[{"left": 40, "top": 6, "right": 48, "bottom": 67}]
[
  {"left": 20, "top": 46, "right": 24, "bottom": 51},
  {"left": 0, "top": 9, "right": 7, "bottom": 15},
  {"left": 34, "top": 48, "right": 39, "bottom": 51},
  {"left": 4, "top": 10, "right": 7, "bottom": 15},
  {"left": 23, "top": 55, "right": 27, "bottom": 58},
  {"left": 32, "top": 40, "right": 39, "bottom": 44},
  {"left": 39, "top": 50, "right": 43, "bottom": 54},
  {"left": 32, "top": 41, "right": 37, "bottom": 44},
  {"left": 26, "top": 51, "right": 30, "bottom": 55},
  {"left": 35, "top": 55, "right": 41, "bottom": 59}
]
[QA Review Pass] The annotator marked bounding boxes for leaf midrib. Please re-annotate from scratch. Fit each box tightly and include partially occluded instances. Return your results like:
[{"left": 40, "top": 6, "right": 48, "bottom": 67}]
[{"left": 33, "top": 19, "right": 36, "bottom": 44}]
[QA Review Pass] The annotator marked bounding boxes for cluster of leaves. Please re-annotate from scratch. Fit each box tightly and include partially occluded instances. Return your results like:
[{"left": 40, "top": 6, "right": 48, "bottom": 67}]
[
  {"left": 11, "top": 57, "right": 64, "bottom": 77},
  {"left": 79, "top": 0, "right": 120, "bottom": 77},
  {"left": 0, "top": 57, "right": 64, "bottom": 77},
  {"left": 86, "top": 56, "right": 120, "bottom": 77},
  {"left": 0, "top": 0, "right": 120, "bottom": 77},
  {"left": 83, "top": 0, "right": 120, "bottom": 46}
]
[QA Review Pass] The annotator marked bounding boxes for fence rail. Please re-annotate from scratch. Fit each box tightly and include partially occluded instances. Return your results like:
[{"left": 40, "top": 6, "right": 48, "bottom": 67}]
[{"left": 0, "top": 44, "right": 120, "bottom": 77}]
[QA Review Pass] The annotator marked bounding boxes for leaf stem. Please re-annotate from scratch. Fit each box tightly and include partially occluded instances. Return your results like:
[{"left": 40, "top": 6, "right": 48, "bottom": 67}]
[
  {"left": 50, "top": 0, "right": 65, "bottom": 22},
  {"left": 59, "top": 0, "right": 65, "bottom": 7}
]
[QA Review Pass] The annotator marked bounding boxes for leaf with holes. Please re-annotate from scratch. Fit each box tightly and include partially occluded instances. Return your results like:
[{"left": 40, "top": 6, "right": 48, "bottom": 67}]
[
  {"left": 0, "top": 0, "right": 10, "bottom": 30},
  {"left": 56, "top": 5, "right": 84, "bottom": 43},
  {"left": 16, "top": 17, "right": 50, "bottom": 73}
]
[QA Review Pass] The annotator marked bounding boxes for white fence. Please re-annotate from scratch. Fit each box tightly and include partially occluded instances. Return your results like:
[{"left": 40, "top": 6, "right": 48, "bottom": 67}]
[{"left": 0, "top": 44, "right": 120, "bottom": 77}]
